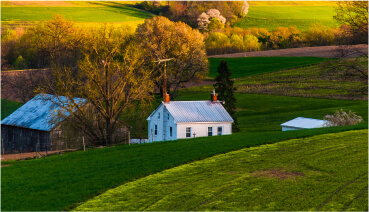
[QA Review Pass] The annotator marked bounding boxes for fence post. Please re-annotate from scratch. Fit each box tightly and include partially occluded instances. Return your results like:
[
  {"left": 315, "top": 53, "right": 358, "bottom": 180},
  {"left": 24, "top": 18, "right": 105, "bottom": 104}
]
[
  {"left": 36, "top": 142, "right": 38, "bottom": 160},
  {"left": 2, "top": 138, "right": 4, "bottom": 155},
  {"left": 83, "top": 136, "right": 86, "bottom": 152}
]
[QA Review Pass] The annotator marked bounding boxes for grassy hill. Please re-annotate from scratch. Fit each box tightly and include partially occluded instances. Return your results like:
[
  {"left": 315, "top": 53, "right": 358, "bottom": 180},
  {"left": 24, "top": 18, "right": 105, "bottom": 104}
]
[
  {"left": 208, "top": 57, "right": 334, "bottom": 78},
  {"left": 1, "top": 1, "right": 154, "bottom": 29},
  {"left": 2, "top": 125, "right": 367, "bottom": 211},
  {"left": 234, "top": 4, "right": 339, "bottom": 31},
  {"left": 196, "top": 57, "right": 368, "bottom": 100},
  {"left": 74, "top": 130, "right": 368, "bottom": 211}
]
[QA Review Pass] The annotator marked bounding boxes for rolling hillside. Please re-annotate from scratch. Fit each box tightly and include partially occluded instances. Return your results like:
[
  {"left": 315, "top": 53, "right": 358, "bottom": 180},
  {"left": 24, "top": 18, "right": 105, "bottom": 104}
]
[{"left": 74, "top": 130, "right": 368, "bottom": 211}]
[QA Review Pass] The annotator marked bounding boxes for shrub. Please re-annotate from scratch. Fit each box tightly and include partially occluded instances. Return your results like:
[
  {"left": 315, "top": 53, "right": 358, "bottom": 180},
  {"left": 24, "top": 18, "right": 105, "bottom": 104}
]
[
  {"left": 243, "top": 35, "right": 261, "bottom": 51},
  {"left": 324, "top": 109, "right": 363, "bottom": 126},
  {"left": 14, "top": 55, "right": 27, "bottom": 69},
  {"left": 206, "top": 32, "right": 230, "bottom": 48},
  {"left": 305, "top": 23, "right": 335, "bottom": 46}
]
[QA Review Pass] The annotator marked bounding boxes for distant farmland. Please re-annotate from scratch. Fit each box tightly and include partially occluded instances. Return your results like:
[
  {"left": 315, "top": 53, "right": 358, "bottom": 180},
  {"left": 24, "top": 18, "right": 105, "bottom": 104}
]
[
  {"left": 234, "top": 5, "right": 338, "bottom": 31},
  {"left": 1, "top": 1, "right": 154, "bottom": 29}
]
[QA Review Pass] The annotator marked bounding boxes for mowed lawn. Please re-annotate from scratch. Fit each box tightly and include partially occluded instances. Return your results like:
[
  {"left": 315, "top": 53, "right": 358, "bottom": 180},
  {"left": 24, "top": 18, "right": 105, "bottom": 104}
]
[
  {"left": 74, "top": 130, "right": 368, "bottom": 211},
  {"left": 208, "top": 57, "right": 334, "bottom": 78},
  {"left": 234, "top": 5, "right": 339, "bottom": 31}
]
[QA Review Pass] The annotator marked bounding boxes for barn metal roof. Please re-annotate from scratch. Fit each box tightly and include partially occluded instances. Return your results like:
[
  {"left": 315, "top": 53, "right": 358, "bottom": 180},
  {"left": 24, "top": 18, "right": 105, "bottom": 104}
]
[
  {"left": 280, "top": 117, "right": 329, "bottom": 129},
  {"left": 1, "top": 94, "right": 86, "bottom": 132},
  {"left": 148, "top": 101, "right": 234, "bottom": 123}
]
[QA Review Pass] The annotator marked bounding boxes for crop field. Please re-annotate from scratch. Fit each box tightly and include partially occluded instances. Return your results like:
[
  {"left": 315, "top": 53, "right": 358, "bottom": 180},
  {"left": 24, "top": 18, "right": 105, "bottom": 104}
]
[
  {"left": 208, "top": 57, "right": 334, "bottom": 78},
  {"left": 1, "top": 1, "right": 153, "bottom": 29},
  {"left": 195, "top": 57, "right": 368, "bottom": 100},
  {"left": 234, "top": 5, "right": 338, "bottom": 31},
  {"left": 74, "top": 130, "right": 368, "bottom": 211}
]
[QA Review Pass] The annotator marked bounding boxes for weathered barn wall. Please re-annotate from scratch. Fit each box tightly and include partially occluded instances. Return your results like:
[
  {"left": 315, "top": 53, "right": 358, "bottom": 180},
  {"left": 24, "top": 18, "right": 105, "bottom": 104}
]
[{"left": 1, "top": 125, "right": 50, "bottom": 154}]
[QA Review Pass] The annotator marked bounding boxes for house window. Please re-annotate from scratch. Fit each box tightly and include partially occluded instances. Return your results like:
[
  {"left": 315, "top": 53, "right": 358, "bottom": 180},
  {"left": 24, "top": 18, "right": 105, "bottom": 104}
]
[
  {"left": 186, "top": 127, "right": 191, "bottom": 138},
  {"left": 218, "top": 126, "right": 223, "bottom": 135},
  {"left": 170, "top": 127, "right": 173, "bottom": 137},
  {"left": 167, "top": 113, "right": 170, "bottom": 120},
  {"left": 158, "top": 113, "right": 160, "bottom": 119},
  {"left": 208, "top": 127, "right": 213, "bottom": 136},
  {"left": 155, "top": 125, "right": 157, "bottom": 135}
]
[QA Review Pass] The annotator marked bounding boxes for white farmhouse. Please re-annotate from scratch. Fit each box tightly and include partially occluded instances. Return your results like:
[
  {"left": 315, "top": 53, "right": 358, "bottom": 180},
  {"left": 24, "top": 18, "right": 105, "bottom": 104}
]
[
  {"left": 280, "top": 117, "right": 329, "bottom": 131},
  {"left": 147, "top": 91, "right": 234, "bottom": 142}
]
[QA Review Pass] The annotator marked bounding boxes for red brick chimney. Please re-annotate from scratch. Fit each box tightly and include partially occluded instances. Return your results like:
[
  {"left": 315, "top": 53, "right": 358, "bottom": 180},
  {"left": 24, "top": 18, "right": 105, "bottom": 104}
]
[
  {"left": 164, "top": 93, "right": 170, "bottom": 103},
  {"left": 211, "top": 89, "right": 217, "bottom": 102}
]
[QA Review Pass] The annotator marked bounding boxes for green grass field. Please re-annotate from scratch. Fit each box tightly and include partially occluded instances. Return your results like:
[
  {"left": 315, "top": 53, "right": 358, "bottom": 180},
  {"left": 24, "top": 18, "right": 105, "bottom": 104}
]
[
  {"left": 1, "top": 1, "right": 153, "bottom": 29},
  {"left": 234, "top": 6, "right": 339, "bottom": 31},
  {"left": 235, "top": 59, "right": 368, "bottom": 100},
  {"left": 2, "top": 125, "right": 367, "bottom": 211},
  {"left": 174, "top": 92, "right": 368, "bottom": 133},
  {"left": 1, "top": 99, "right": 23, "bottom": 120},
  {"left": 74, "top": 130, "right": 368, "bottom": 211},
  {"left": 208, "top": 57, "right": 334, "bottom": 78}
]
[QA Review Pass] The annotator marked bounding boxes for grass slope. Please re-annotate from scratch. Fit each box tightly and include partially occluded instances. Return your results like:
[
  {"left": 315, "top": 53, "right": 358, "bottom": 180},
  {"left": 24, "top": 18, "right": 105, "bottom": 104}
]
[
  {"left": 234, "top": 6, "right": 338, "bottom": 31},
  {"left": 1, "top": 99, "right": 23, "bottom": 120},
  {"left": 1, "top": 2, "right": 153, "bottom": 29},
  {"left": 208, "top": 57, "right": 334, "bottom": 78},
  {"left": 75, "top": 130, "right": 368, "bottom": 211},
  {"left": 174, "top": 93, "right": 368, "bottom": 133},
  {"left": 235, "top": 58, "right": 368, "bottom": 100},
  {"left": 1, "top": 126, "right": 367, "bottom": 211}
]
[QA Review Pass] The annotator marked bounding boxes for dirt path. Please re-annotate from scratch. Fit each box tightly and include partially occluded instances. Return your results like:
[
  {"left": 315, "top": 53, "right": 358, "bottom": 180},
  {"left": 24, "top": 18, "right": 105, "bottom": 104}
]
[
  {"left": 209, "top": 44, "right": 368, "bottom": 58},
  {"left": 1, "top": 149, "right": 77, "bottom": 161}
]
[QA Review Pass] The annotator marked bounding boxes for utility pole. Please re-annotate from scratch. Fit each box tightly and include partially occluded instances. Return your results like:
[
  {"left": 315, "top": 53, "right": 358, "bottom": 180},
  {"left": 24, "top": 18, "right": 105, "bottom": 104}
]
[{"left": 154, "top": 58, "right": 174, "bottom": 100}]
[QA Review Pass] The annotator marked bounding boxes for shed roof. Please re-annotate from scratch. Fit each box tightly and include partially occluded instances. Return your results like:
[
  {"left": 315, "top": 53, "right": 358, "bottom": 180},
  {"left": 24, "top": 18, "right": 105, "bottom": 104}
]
[
  {"left": 280, "top": 117, "right": 329, "bottom": 129},
  {"left": 148, "top": 101, "right": 234, "bottom": 123},
  {"left": 1, "top": 94, "right": 86, "bottom": 132}
]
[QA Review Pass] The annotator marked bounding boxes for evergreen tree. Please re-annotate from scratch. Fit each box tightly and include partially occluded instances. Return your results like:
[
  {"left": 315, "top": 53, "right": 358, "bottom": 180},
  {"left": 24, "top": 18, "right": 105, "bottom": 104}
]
[{"left": 214, "top": 60, "right": 240, "bottom": 132}]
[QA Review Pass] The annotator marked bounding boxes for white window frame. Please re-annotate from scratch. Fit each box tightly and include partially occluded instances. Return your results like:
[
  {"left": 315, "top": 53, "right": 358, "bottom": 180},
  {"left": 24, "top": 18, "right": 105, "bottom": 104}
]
[
  {"left": 170, "top": 127, "right": 173, "bottom": 137},
  {"left": 208, "top": 127, "right": 213, "bottom": 136},
  {"left": 186, "top": 127, "right": 191, "bottom": 138},
  {"left": 155, "top": 125, "right": 158, "bottom": 136},
  {"left": 217, "top": 126, "right": 223, "bottom": 135}
]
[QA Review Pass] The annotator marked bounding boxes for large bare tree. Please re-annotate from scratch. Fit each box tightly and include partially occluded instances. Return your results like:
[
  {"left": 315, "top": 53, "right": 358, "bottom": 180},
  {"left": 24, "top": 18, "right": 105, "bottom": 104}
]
[{"left": 43, "top": 25, "right": 154, "bottom": 146}]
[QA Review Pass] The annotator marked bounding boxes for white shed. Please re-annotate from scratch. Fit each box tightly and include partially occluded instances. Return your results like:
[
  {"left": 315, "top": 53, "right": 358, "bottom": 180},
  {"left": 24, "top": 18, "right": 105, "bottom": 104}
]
[
  {"left": 146, "top": 92, "right": 233, "bottom": 142},
  {"left": 280, "top": 117, "right": 329, "bottom": 131}
]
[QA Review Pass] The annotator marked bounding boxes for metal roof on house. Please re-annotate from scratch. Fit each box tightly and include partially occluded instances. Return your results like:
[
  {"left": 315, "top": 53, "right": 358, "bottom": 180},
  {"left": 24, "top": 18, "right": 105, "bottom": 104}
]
[
  {"left": 1, "top": 94, "right": 86, "bottom": 132},
  {"left": 280, "top": 117, "right": 329, "bottom": 129},
  {"left": 148, "top": 101, "right": 234, "bottom": 123}
]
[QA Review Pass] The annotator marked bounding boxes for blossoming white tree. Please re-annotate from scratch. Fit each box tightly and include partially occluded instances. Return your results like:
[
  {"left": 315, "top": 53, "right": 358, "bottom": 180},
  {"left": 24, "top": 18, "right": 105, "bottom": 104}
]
[
  {"left": 242, "top": 1, "right": 249, "bottom": 15},
  {"left": 197, "top": 9, "right": 226, "bottom": 31}
]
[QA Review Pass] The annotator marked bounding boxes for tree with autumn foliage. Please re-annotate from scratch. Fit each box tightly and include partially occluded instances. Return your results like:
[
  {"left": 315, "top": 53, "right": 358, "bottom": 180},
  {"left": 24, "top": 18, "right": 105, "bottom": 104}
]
[
  {"left": 213, "top": 60, "right": 239, "bottom": 132},
  {"left": 135, "top": 16, "right": 208, "bottom": 99}
]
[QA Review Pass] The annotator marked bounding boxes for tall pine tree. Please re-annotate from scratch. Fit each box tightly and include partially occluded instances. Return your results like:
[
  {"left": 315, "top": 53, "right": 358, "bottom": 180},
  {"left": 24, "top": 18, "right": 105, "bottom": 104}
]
[{"left": 214, "top": 60, "right": 240, "bottom": 132}]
